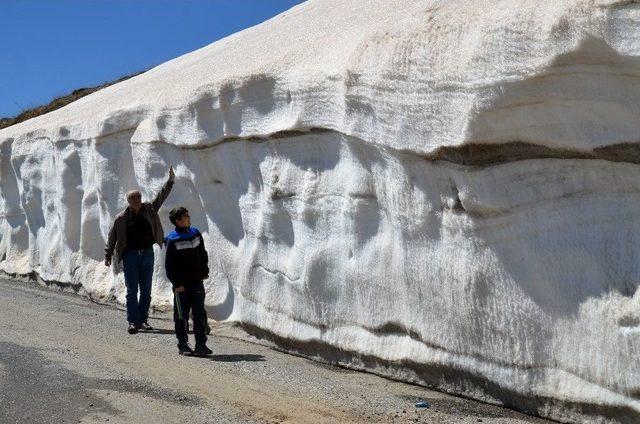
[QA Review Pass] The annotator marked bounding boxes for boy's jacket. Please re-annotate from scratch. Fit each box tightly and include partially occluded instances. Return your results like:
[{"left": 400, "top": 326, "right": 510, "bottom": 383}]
[{"left": 164, "top": 226, "right": 209, "bottom": 289}]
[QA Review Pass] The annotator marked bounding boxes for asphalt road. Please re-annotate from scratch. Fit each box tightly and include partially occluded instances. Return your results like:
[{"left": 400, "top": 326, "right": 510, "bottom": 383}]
[{"left": 0, "top": 278, "right": 553, "bottom": 423}]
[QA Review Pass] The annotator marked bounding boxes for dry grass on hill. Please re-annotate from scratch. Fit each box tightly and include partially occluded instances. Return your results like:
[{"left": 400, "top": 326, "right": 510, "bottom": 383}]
[{"left": 0, "top": 71, "right": 144, "bottom": 130}]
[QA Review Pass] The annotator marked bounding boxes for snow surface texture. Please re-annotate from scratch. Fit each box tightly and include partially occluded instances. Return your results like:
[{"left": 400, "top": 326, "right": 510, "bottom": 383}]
[{"left": 1, "top": 0, "right": 639, "bottom": 422}]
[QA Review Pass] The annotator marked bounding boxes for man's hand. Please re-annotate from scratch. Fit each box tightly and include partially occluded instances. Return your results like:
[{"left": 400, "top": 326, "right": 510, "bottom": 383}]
[
  {"left": 175, "top": 285, "right": 185, "bottom": 293},
  {"left": 169, "top": 165, "right": 175, "bottom": 182},
  {"left": 104, "top": 258, "right": 112, "bottom": 267}
]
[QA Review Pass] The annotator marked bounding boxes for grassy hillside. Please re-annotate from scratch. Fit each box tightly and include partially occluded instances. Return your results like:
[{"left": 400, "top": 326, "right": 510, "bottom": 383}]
[{"left": 0, "top": 71, "right": 144, "bottom": 130}]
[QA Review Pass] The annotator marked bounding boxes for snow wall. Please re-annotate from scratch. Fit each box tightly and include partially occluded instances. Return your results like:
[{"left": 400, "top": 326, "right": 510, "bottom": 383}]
[{"left": 1, "top": 0, "right": 639, "bottom": 422}]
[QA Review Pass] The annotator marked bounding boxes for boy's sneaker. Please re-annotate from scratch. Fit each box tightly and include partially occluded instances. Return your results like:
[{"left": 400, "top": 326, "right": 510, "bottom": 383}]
[
  {"left": 127, "top": 324, "right": 139, "bottom": 334},
  {"left": 139, "top": 322, "right": 153, "bottom": 331},
  {"left": 177, "top": 344, "right": 194, "bottom": 356},
  {"left": 194, "top": 344, "right": 213, "bottom": 356}
]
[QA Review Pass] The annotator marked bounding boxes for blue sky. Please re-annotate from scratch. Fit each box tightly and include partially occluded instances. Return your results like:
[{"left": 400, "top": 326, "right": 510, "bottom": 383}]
[{"left": 0, "top": 0, "right": 305, "bottom": 118}]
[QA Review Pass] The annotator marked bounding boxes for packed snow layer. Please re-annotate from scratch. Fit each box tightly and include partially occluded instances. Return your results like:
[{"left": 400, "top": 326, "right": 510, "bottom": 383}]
[{"left": 1, "top": 0, "right": 640, "bottom": 422}]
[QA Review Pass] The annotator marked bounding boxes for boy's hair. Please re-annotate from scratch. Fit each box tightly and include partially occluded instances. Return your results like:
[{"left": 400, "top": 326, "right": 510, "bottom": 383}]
[{"left": 169, "top": 206, "right": 189, "bottom": 225}]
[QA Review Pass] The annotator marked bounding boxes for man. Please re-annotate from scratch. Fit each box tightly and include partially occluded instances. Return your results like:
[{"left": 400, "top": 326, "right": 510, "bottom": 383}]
[{"left": 104, "top": 166, "right": 175, "bottom": 334}]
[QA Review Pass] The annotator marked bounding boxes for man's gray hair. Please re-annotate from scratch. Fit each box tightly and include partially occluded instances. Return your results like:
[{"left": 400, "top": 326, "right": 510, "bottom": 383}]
[{"left": 126, "top": 190, "right": 142, "bottom": 202}]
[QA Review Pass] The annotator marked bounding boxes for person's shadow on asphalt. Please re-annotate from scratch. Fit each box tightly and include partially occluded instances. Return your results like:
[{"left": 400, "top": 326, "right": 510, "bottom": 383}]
[
  {"left": 210, "top": 354, "right": 266, "bottom": 362},
  {"left": 180, "top": 354, "right": 265, "bottom": 362},
  {"left": 141, "top": 328, "right": 175, "bottom": 335},
  {"left": 138, "top": 328, "right": 266, "bottom": 362}
]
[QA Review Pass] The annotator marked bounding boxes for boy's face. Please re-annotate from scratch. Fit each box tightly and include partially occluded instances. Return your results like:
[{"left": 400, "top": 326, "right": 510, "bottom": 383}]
[{"left": 175, "top": 211, "right": 191, "bottom": 228}]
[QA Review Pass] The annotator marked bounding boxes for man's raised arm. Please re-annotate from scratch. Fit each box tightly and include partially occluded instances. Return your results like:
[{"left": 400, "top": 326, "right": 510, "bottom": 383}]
[{"left": 152, "top": 165, "right": 176, "bottom": 213}]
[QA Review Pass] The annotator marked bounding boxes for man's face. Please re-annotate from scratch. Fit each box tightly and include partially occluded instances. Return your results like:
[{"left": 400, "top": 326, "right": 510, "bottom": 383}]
[
  {"left": 175, "top": 211, "right": 191, "bottom": 228},
  {"left": 127, "top": 192, "right": 142, "bottom": 213}
]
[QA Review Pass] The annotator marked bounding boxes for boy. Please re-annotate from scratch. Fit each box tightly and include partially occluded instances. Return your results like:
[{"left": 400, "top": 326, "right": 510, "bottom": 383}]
[{"left": 165, "top": 207, "right": 212, "bottom": 356}]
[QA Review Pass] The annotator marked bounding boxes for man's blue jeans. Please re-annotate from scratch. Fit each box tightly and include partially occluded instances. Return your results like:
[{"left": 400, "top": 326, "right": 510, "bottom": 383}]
[{"left": 122, "top": 248, "right": 154, "bottom": 325}]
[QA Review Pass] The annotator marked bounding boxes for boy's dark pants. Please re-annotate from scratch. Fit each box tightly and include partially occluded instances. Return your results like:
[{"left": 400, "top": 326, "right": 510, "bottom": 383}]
[{"left": 173, "top": 285, "right": 207, "bottom": 347}]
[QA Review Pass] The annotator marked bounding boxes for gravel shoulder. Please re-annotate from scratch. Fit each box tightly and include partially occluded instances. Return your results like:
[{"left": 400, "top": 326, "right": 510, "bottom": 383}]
[{"left": 0, "top": 278, "right": 554, "bottom": 424}]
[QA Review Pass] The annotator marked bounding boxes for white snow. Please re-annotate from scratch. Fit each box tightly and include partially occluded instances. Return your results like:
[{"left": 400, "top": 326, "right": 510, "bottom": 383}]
[{"left": 1, "top": 0, "right": 639, "bottom": 422}]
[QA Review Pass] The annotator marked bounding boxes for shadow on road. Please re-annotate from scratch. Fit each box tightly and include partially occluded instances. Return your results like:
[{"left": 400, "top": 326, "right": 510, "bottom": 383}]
[
  {"left": 210, "top": 354, "right": 266, "bottom": 362},
  {"left": 0, "top": 341, "right": 202, "bottom": 424},
  {"left": 141, "top": 329, "right": 175, "bottom": 335}
]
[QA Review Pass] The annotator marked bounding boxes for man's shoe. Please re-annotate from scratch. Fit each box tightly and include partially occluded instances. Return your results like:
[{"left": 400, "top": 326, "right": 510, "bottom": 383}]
[
  {"left": 127, "top": 324, "right": 139, "bottom": 334},
  {"left": 139, "top": 322, "right": 153, "bottom": 331},
  {"left": 178, "top": 344, "right": 194, "bottom": 356},
  {"left": 194, "top": 344, "right": 213, "bottom": 356}
]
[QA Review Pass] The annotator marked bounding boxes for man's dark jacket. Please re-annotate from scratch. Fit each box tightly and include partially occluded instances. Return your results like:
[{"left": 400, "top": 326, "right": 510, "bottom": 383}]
[
  {"left": 164, "top": 226, "right": 209, "bottom": 289},
  {"left": 104, "top": 179, "right": 174, "bottom": 273}
]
